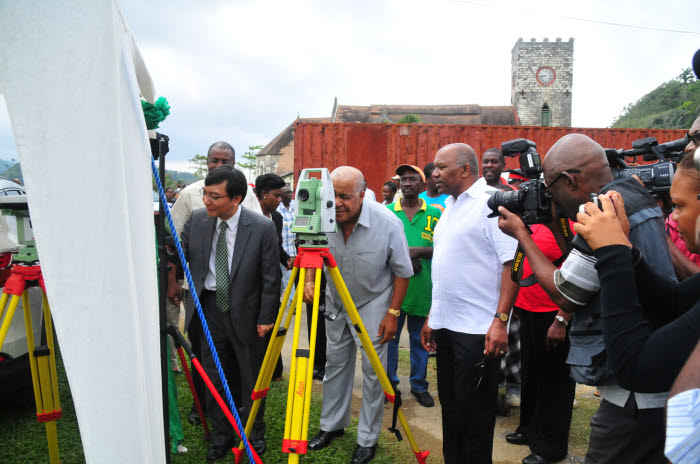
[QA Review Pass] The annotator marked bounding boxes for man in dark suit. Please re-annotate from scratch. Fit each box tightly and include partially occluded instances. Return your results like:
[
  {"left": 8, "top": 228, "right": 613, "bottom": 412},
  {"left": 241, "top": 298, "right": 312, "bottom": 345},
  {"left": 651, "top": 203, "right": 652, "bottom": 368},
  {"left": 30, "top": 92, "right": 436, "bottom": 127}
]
[{"left": 181, "top": 165, "right": 280, "bottom": 463}]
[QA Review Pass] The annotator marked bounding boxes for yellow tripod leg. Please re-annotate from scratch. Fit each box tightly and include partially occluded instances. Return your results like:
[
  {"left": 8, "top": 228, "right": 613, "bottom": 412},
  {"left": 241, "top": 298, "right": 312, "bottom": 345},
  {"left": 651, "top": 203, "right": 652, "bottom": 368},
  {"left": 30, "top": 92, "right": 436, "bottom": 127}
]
[
  {"left": 0, "top": 292, "right": 20, "bottom": 349},
  {"left": 327, "top": 266, "right": 430, "bottom": 464},
  {"left": 0, "top": 291, "right": 10, "bottom": 326},
  {"left": 283, "top": 267, "right": 306, "bottom": 452},
  {"left": 22, "top": 290, "right": 61, "bottom": 464},
  {"left": 236, "top": 266, "right": 301, "bottom": 462}
]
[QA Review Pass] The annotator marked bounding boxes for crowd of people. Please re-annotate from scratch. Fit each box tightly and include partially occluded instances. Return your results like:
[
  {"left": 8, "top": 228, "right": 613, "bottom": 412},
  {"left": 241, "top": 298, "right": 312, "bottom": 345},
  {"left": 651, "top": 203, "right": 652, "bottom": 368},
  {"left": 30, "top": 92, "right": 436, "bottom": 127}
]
[{"left": 162, "top": 114, "right": 700, "bottom": 464}]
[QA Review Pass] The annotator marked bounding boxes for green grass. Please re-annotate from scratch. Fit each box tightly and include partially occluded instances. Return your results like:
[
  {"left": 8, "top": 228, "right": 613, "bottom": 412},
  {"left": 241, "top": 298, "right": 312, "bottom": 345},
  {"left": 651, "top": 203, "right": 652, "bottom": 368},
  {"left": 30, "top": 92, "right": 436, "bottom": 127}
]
[
  {"left": 568, "top": 396, "right": 598, "bottom": 457},
  {"left": 0, "top": 350, "right": 412, "bottom": 464}
]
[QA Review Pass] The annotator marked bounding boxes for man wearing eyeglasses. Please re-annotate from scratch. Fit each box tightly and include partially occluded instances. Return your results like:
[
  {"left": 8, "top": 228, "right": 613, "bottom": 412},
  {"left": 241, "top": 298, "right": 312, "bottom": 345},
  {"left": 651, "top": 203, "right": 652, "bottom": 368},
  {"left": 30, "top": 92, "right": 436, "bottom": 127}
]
[
  {"left": 169, "top": 141, "right": 262, "bottom": 428},
  {"left": 181, "top": 165, "right": 279, "bottom": 462},
  {"left": 685, "top": 116, "right": 700, "bottom": 154},
  {"left": 497, "top": 134, "right": 676, "bottom": 464}
]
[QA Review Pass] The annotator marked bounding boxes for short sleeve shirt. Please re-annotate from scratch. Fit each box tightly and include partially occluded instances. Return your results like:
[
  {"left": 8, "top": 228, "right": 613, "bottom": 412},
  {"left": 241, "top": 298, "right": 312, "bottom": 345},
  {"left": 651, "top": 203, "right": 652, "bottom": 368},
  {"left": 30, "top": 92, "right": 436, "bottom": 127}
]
[
  {"left": 388, "top": 198, "right": 441, "bottom": 316},
  {"left": 429, "top": 181, "right": 518, "bottom": 335},
  {"left": 325, "top": 200, "right": 413, "bottom": 313},
  {"left": 418, "top": 191, "right": 450, "bottom": 213}
]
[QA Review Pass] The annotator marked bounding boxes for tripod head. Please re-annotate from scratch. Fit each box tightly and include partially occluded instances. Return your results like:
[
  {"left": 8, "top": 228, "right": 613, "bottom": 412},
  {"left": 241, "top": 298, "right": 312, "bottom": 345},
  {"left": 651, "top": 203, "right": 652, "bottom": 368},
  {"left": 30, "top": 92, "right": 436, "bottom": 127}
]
[{"left": 292, "top": 168, "right": 336, "bottom": 247}]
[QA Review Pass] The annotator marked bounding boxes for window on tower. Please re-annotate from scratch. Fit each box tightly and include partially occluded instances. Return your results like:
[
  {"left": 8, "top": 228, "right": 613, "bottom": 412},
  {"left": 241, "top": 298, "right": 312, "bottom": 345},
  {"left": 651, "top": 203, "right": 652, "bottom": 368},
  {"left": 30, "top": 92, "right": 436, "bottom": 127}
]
[{"left": 542, "top": 104, "right": 551, "bottom": 126}]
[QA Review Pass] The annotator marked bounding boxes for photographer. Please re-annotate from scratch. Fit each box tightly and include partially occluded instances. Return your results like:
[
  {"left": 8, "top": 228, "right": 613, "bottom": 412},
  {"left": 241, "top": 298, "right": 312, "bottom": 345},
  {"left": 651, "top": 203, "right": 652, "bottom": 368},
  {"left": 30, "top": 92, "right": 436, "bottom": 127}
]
[
  {"left": 572, "top": 153, "right": 700, "bottom": 394},
  {"left": 498, "top": 134, "right": 676, "bottom": 463}
]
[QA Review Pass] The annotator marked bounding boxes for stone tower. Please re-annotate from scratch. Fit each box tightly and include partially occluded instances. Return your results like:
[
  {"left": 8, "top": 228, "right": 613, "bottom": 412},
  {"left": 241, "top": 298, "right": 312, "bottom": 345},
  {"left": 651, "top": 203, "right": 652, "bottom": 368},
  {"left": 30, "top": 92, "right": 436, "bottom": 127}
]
[{"left": 511, "top": 38, "right": 574, "bottom": 127}]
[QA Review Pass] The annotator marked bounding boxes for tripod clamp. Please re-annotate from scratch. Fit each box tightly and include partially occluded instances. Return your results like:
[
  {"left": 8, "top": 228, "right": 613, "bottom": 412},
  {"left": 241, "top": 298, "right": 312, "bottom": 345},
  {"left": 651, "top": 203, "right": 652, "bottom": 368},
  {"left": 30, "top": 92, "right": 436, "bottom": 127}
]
[{"left": 386, "top": 389, "right": 403, "bottom": 441}]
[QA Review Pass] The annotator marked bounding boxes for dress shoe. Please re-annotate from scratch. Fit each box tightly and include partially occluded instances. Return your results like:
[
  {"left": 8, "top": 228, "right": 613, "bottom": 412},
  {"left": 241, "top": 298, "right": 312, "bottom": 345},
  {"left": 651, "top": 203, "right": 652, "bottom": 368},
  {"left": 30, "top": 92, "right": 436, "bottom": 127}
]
[
  {"left": 188, "top": 410, "right": 202, "bottom": 426},
  {"left": 308, "top": 429, "right": 344, "bottom": 450},
  {"left": 522, "top": 453, "right": 552, "bottom": 464},
  {"left": 312, "top": 368, "right": 325, "bottom": 381},
  {"left": 250, "top": 438, "right": 267, "bottom": 456},
  {"left": 351, "top": 444, "right": 377, "bottom": 464},
  {"left": 206, "top": 439, "right": 234, "bottom": 463},
  {"left": 410, "top": 389, "right": 434, "bottom": 408},
  {"left": 505, "top": 432, "right": 529, "bottom": 445}
]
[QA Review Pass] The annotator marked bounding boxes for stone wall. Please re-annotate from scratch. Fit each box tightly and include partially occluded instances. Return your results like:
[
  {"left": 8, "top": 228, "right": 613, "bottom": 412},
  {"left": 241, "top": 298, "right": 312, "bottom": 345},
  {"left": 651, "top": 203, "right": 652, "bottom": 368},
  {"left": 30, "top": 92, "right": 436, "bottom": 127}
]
[{"left": 511, "top": 38, "right": 574, "bottom": 127}]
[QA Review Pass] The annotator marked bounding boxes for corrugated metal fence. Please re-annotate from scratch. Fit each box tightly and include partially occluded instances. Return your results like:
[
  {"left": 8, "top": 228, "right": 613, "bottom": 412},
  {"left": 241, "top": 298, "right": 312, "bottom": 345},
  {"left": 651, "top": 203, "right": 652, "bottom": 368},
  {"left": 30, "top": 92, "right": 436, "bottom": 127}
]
[{"left": 294, "top": 122, "right": 687, "bottom": 194}]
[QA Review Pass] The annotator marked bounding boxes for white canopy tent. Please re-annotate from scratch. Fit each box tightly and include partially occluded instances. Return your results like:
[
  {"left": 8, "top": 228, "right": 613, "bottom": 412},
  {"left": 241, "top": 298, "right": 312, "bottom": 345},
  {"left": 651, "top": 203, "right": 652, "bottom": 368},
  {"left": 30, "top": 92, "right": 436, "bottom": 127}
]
[{"left": 0, "top": 1, "right": 165, "bottom": 462}]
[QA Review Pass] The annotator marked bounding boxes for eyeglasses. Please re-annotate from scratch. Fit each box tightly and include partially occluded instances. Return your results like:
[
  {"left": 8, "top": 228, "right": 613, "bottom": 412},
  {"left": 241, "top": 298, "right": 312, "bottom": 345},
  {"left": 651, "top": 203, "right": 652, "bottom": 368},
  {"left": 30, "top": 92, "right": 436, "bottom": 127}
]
[
  {"left": 200, "top": 188, "right": 231, "bottom": 200},
  {"left": 687, "top": 131, "right": 700, "bottom": 146},
  {"left": 545, "top": 169, "right": 581, "bottom": 190}
]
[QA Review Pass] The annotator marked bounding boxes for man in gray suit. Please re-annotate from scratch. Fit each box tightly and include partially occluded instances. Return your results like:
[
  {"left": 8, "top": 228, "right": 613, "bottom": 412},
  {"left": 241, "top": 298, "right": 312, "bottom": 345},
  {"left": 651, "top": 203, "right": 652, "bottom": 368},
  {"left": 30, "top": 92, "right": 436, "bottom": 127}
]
[
  {"left": 303, "top": 166, "right": 412, "bottom": 464},
  {"left": 181, "top": 165, "right": 280, "bottom": 463}
]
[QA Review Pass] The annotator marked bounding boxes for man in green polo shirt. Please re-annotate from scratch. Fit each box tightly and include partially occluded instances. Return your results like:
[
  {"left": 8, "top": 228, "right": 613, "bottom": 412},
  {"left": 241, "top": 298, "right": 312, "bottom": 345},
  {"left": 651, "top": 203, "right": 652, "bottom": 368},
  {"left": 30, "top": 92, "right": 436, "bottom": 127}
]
[{"left": 386, "top": 164, "right": 441, "bottom": 408}]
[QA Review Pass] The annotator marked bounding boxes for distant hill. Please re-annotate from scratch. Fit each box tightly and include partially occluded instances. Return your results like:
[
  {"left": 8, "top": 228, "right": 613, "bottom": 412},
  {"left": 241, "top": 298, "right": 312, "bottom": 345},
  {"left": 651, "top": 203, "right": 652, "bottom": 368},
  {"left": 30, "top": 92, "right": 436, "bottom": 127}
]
[
  {"left": 612, "top": 72, "right": 700, "bottom": 129},
  {"left": 0, "top": 163, "right": 22, "bottom": 183},
  {"left": 0, "top": 159, "right": 16, "bottom": 174},
  {"left": 166, "top": 169, "right": 201, "bottom": 186}
]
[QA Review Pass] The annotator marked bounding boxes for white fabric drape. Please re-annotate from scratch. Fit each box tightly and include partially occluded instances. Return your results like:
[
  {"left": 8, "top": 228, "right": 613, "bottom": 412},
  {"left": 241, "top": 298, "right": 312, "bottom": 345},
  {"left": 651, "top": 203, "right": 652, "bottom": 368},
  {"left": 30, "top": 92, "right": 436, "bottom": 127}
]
[{"left": 0, "top": 1, "right": 164, "bottom": 462}]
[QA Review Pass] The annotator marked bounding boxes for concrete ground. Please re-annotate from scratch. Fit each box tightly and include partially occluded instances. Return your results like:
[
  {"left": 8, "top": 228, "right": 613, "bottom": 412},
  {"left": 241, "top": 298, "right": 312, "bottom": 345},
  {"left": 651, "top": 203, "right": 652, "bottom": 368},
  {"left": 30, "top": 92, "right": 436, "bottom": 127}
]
[{"left": 278, "top": 310, "right": 594, "bottom": 464}]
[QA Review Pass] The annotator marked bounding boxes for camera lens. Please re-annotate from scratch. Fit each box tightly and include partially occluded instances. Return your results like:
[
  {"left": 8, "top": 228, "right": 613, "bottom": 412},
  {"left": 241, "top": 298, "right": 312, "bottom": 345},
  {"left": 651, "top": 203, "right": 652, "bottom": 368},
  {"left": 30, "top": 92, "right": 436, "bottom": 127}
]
[
  {"left": 487, "top": 189, "right": 524, "bottom": 215},
  {"left": 298, "top": 188, "right": 310, "bottom": 201}
]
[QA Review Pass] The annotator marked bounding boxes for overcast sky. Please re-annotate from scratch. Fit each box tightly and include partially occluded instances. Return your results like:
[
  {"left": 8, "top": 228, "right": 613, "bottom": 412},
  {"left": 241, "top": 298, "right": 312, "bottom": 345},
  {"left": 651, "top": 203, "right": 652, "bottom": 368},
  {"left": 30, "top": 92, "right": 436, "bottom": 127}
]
[{"left": 1, "top": 0, "right": 699, "bottom": 173}]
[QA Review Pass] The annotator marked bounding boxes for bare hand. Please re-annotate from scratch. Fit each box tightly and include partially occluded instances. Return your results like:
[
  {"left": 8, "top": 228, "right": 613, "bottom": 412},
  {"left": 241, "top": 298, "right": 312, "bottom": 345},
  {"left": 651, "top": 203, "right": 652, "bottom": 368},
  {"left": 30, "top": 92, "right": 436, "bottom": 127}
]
[
  {"left": 498, "top": 206, "right": 529, "bottom": 239},
  {"left": 167, "top": 283, "right": 181, "bottom": 306},
  {"left": 411, "top": 257, "right": 422, "bottom": 274},
  {"left": 409, "top": 248, "right": 423, "bottom": 260},
  {"left": 377, "top": 313, "right": 398, "bottom": 344},
  {"left": 303, "top": 282, "right": 315, "bottom": 304},
  {"left": 286, "top": 257, "right": 294, "bottom": 271},
  {"left": 257, "top": 323, "right": 274, "bottom": 338},
  {"left": 545, "top": 321, "right": 566, "bottom": 351},
  {"left": 573, "top": 194, "right": 632, "bottom": 250},
  {"left": 484, "top": 319, "right": 508, "bottom": 357},
  {"left": 421, "top": 320, "right": 436, "bottom": 352}
]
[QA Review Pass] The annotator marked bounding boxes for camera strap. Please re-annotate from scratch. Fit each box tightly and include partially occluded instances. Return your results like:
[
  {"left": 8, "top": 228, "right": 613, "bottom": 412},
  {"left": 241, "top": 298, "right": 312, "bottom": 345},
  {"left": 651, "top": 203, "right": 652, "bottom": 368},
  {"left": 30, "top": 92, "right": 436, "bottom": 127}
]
[{"left": 510, "top": 216, "right": 573, "bottom": 287}]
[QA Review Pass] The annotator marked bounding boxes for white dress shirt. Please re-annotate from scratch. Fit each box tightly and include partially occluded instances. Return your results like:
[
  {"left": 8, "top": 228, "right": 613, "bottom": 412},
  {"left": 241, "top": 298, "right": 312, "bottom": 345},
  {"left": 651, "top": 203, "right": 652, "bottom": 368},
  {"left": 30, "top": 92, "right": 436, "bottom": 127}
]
[
  {"left": 204, "top": 206, "right": 241, "bottom": 291},
  {"left": 428, "top": 180, "right": 518, "bottom": 335}
]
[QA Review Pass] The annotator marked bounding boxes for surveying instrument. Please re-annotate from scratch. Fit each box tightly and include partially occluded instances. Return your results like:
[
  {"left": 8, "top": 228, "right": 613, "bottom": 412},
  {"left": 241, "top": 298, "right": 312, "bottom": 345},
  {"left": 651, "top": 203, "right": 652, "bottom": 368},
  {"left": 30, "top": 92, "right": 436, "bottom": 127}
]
[
  {"left": 0, "top": 195, "right": 62, "bottom": 464},
  {"left": 232, "top": 168, "right": 430, "bottom": 464}
]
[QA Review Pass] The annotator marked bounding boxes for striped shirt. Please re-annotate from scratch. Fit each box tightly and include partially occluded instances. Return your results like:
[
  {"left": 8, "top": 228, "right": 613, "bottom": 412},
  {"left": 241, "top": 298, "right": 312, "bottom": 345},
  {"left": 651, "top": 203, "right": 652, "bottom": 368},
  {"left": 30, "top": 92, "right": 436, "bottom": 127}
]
[
  {"left": 666, "top": 388, "right": 700, "bottom": 463},
  {"left": 277, "top": 200, "right": 296, "bottom": 257}
]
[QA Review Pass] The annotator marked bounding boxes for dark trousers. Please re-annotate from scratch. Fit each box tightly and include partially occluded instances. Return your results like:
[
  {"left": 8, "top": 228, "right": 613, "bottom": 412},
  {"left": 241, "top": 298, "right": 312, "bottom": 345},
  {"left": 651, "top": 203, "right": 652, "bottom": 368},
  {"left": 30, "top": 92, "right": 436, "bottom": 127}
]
[
  {"left": 435, "top": 329, "right": 498, "bottom": 464},
  {"left": 305, "top": 272, "right": 326, "bottom": 371},
  {"left": 199, "top": 291, "right": 267, "bottom": 447},
  {"left": 185, "top": 290, "right": 207, "bottom": 416},
  {"left": 516, "top": 307, "right": 576, "bottom": 461},
  {"left": 586, "top": 395, "right": 665, "bottom": 464}
]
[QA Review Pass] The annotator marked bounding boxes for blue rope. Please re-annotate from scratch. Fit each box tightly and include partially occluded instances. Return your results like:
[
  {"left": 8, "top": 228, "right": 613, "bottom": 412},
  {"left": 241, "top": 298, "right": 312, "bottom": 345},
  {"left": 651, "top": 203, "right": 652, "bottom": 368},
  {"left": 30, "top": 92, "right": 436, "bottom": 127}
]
[{"left": 151, "top": 158, "right": 257, "bottom": 464}]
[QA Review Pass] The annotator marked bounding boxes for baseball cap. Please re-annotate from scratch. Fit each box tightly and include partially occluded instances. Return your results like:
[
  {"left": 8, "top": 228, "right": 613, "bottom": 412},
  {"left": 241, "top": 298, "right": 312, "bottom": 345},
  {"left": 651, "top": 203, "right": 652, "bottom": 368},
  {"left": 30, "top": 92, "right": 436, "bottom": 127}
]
[{"left": 395, "top": 164, "right": 426, "bottom": 182}]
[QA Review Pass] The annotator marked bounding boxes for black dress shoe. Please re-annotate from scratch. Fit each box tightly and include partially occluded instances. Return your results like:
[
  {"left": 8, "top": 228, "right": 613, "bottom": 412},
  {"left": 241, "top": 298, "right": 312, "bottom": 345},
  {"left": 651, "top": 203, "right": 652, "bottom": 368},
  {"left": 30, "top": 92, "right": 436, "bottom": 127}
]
[
  {"left": 312, "top": 368, "right": 325, "bottom": 381},
  {"left": 250, "top": 438, "right": 267, "bottom": 456},
  {"left": 522, "top": 453, "right": 552, "bottom": 464},
  {"left": 188, "top": 410, "right": 202, "bottom": 425},
  {"left": 308, "top": 429, "right": 345, "bottom": 450},
  {"left": 206, "top": 440, "right": 234, "bottom": 463},
  {"left": 505, "top": 432, "right": 529, "bottom": 445},
  {"left": 350, "top": 444, "right": 377, "bottom": 464},
  {"left": 410, "top": 389, "right": 435, "bottom": 408}
]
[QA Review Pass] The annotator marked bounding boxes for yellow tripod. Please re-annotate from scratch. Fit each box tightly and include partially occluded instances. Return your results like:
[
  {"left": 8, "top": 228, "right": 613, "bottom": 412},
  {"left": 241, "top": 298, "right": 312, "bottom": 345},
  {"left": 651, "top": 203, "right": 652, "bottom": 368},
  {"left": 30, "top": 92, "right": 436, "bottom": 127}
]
[
  {"left": 0, "top": 263, "right": 62, "bottom": 464},
  {"left": 233, "top": 246, "right": 430, "bottom": 464}
]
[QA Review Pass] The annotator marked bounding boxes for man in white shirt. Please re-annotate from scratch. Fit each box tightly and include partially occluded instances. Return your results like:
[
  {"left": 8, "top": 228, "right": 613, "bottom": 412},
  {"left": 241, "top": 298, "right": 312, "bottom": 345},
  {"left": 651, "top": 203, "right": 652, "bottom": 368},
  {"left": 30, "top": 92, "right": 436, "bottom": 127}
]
[{"left": 421, "top": 143, "right": 519, "bottom": 464}]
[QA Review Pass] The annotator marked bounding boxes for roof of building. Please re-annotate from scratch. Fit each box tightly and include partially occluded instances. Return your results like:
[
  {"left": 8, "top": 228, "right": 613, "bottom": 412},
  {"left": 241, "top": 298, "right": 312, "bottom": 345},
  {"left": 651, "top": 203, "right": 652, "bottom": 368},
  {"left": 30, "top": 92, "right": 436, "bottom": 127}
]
[{"left": 331, "top": 104, "right": 517, "bottom": 125}]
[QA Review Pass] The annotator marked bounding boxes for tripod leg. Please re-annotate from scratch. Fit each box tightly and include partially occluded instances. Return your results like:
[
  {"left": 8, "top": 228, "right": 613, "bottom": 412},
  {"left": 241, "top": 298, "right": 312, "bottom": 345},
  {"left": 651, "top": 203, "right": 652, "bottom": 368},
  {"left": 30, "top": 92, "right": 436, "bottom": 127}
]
[
  {"left": 283, "top": 268, "right": 306, "bottom": 448},
  {"left": 0, "top": 292, "right": 20, "bottom": 349},
  {"left": 235, "top": 265, "right": 301, "bottom": 463},
  {"left": 22, "top": 290, "right": 61, "bottom": 464},
  {"left": 326, "top": 266, "right": 430, "bottom": 464}
]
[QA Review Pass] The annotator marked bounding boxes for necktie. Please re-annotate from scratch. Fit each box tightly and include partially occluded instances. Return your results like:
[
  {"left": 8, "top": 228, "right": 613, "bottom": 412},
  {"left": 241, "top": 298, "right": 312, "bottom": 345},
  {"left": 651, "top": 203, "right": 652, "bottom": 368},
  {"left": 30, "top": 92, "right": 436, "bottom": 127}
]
[{"left": 215, "top": 221, "right": 230, "bottom": 312}]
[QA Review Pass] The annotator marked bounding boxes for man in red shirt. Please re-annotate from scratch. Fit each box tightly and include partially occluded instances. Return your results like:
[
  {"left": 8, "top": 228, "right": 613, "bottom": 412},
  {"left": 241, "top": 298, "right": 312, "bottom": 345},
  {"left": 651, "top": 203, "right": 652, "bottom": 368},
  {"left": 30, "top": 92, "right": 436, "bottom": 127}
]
[{"left": 505, "top": 224, "right": 576, "bottom": 464}]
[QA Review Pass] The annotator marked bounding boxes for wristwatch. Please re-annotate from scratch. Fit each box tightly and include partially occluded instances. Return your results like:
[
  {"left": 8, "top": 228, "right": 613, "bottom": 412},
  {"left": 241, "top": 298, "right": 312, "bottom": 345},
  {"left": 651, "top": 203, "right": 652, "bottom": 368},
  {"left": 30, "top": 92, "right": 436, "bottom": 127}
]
[
  {"left": 387, "top": 308, "right": 401, "bottom": 318},
  {"left": 494, "top": 312, "right": 509, "bottom": 322},
  {"left": 555, "top": 315, "right": 569, "bottom": 327}
]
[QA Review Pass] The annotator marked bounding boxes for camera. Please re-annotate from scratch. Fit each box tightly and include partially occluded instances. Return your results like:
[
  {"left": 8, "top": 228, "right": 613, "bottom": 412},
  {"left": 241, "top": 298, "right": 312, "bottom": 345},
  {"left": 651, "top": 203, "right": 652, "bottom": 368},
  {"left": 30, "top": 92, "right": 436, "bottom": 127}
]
[
  {"left": 605, "top": 135, "right": 687, "bottom": 195},
  {"left": 487, "top": 138, "right": 553, "bottom": 225}
]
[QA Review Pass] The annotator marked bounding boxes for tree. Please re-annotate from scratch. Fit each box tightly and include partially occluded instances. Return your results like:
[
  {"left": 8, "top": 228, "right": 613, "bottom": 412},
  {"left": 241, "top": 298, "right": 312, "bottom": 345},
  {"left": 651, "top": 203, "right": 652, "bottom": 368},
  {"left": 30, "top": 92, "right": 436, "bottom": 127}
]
[
  {"left": 188, "top": 153, "right": 207, "bottom": 178},
  {"left": 238, "top": 145, "right": 262, "bottom": 181},
  {"left": 678, "top": 68, "right": 696, "bottom": 85},
  {"left": 397, "top": 113, "right": 421, "bottom": 124}
]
